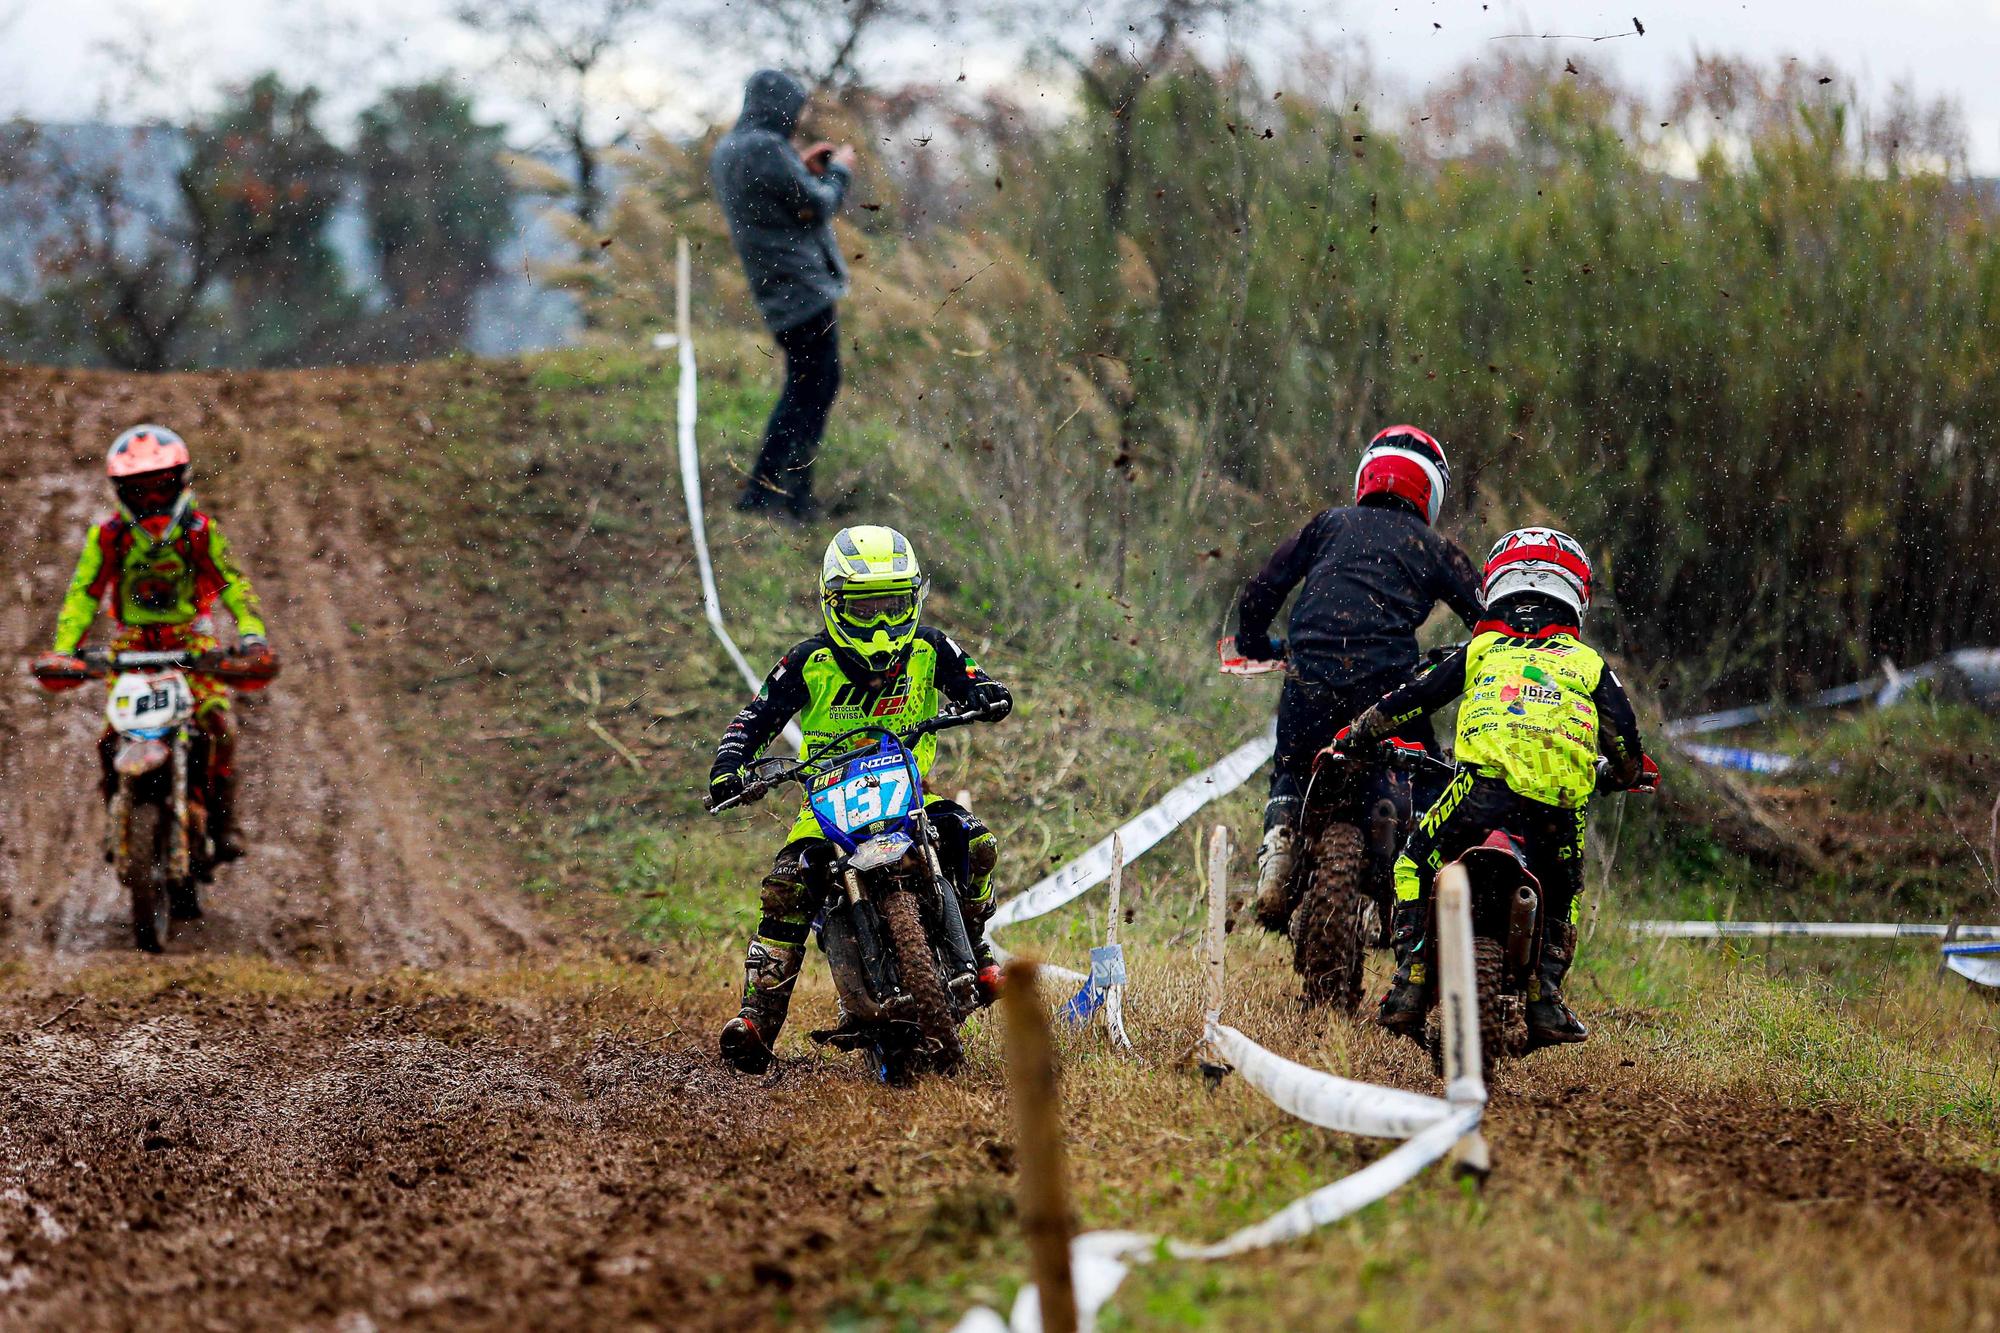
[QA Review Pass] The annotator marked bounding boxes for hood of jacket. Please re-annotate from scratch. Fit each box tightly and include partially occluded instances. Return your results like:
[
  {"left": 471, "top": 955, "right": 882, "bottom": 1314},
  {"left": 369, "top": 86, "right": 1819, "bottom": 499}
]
[{"left": 737, "top": 69, "right": 807, "bottom": 138}]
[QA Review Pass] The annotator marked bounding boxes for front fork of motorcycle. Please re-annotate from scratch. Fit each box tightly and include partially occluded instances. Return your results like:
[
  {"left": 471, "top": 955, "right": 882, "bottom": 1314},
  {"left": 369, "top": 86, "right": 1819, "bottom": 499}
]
[
  {"left": 167, "top": 732, "right": 192, "bottom": 881},
  {"left": 913, "top": 811, "right": 980, "bottom": 1001},
  {"left": 105, "top": 784, "right": 127, "bottom": 865}
]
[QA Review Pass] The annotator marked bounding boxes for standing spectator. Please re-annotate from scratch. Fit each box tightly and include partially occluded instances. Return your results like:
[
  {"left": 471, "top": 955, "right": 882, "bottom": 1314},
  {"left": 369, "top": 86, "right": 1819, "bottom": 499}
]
[{"left": 711, "top": 70, "right": 855, "bottom": 521}]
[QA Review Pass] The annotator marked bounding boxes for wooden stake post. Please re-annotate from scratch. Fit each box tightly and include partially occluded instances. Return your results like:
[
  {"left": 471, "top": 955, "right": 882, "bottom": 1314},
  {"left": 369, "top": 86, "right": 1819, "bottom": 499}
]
[
  {"left": 675, "top": 235, "right": 692, "bottom": 344},
  {"left": 1433, "top": 863, "right": 1492, "bottom": 1176},
  {"left": 1103, "top": 832, "right": 1133, "bottom": 1051},
  {"left": 1199, "top": 824, "right": 1231, "bottom": 1075},
  {"left": 1002, "top": 960, "right": 1079, "bottom": 1333}
]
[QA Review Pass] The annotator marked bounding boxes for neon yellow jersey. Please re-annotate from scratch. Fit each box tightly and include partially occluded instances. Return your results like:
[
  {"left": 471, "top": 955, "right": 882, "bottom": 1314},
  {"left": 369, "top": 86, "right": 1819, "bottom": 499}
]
[
  {"left": 53, "top": 509, "right": 266, "bottom": 652},
  {"left": 1453, "top": 631, "right": 1606, "bottom": 810},
  {"left": 783, "top": 634, "right": 949, "bottom": 844}
]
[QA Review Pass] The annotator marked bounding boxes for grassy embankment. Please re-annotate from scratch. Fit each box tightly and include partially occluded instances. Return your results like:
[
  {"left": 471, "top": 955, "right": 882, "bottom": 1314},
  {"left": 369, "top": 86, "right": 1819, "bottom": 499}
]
[{"left": 349, "top": 347, "right": 1998, "bottom": 1329}]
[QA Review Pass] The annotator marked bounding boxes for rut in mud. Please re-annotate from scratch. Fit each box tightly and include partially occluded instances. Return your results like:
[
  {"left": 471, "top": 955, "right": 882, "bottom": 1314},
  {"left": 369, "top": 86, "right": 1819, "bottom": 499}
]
[{"left": 0, "top": 979, "right": 898, "bottom": 1330}]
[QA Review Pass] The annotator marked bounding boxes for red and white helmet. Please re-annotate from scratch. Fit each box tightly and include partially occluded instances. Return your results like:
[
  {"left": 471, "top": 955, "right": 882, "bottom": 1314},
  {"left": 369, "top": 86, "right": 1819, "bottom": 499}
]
[
  {"left": 1355, "top": 425, "right": 1450, "bottom": 526},
  {"left": 1483, "top": 527, "right": 1593, "bottom": 622}
]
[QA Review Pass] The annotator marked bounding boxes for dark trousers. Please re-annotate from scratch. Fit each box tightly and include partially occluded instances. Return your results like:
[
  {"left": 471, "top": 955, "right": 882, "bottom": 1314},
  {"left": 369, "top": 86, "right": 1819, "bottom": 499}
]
[
  {"left": 741, "top": 309, "right": 841, "bottom": 513},
  {"left": 1266, "top": 672, "right": 1441, "bottom": 831},
  {"left": 1393, "top": 773, "right": 1586, "bottom": 923}
]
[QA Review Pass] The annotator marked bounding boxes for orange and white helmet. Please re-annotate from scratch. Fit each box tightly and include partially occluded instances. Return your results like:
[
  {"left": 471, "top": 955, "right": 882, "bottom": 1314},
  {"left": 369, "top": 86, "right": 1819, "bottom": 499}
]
[
  {"left": 1483, "top": 527, "right": 1592, "bottom": 623},
  {"left": 1355, "top": 425, "right": 1450, "bottom": 526},
  {"left": 107, "top": 424, "right": 191, "bottom": 478},
  {"left": 106, "top": 424, "right": 193, "bottom": 526}
]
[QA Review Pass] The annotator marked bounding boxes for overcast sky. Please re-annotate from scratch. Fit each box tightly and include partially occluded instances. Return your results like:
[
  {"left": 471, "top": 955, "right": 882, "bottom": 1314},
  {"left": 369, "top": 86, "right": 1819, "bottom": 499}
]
[{"left": 8, "top": 0, "right": 2000, "bottom": 168}]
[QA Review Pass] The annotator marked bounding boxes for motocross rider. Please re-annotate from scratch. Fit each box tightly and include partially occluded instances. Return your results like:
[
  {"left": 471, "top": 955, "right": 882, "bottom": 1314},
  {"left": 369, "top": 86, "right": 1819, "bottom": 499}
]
[
  {"left": 1235, "top": 426, "right": 1484, "bottom": 932},
  {"left": 1337, "top": 527, "right": 1650, "bottom": 1046},
  {"left": 707, "top": 525, "right": 1013, "bottom": 1075},
  {"left": 32, "top": 425, "right": 275, "bottom": 864}
]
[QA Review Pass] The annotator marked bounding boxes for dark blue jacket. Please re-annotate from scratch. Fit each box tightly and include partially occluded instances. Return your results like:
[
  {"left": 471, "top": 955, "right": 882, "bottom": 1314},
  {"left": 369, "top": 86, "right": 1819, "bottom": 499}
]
[{"left": 710, "top": 70, "right": 851, "bottom": 333}]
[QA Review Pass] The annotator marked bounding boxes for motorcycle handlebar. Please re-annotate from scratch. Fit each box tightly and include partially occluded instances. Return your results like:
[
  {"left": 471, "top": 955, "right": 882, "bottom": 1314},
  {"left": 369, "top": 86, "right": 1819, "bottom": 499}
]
[
  {"left": 31, "top": 645, "right": 280, "bottom": 688},
  {"left": 83, "top": 648, "right": 200, "bottom": 670},
  {"left": 706, "top": 706, "right": 1004, "bottom": 814}
]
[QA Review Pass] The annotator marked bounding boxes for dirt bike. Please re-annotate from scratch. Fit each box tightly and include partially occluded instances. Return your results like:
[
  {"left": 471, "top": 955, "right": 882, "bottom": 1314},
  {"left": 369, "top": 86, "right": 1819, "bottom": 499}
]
[
  {"left": 1219, "top": 637, "right": 1425, "bottom": 1012},
  {"left": 1376, "top": 746, "right": 1658, "bottom": 1079},
  {"left": 710, "top": 705, "right": 1004, "bottom": 1084},
  {"left": 31, "top": 645, "right": 278, "bottom": 952}
]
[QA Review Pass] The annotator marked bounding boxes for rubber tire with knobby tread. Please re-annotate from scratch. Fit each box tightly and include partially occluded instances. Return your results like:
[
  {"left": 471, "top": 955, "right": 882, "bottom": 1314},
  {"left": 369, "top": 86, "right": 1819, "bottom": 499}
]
[
  {"left": 879, "top": 889, "right": 964, "bottom": 1074},
  {"left": 118, "top": 798, "right": 171, "bottom": 954},
  {"left": 1424, "top": 936, "right": 1514, "bottom": 1081},
  {"left": 1471, "top": 937, "right": 1509, "bottom": 1082},
  {"left": 1290, "top": 822, "right": 1371, "bottom": 1012}
]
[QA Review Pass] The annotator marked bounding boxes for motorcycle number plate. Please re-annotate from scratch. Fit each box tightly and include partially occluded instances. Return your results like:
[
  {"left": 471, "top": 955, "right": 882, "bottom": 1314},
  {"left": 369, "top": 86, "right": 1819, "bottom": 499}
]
[
  {"left": 810, "top": 748, "right": 917, "bottom": 837},
  {"left": 105, "top": 670, "right": 196, "bottom": 736}
]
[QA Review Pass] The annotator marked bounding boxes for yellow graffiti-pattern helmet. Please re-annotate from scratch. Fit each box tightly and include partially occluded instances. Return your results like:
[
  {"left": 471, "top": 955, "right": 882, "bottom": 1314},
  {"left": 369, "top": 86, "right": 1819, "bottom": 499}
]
[{"left": 820, "top": 525, "right": 926, "bottom": 673}]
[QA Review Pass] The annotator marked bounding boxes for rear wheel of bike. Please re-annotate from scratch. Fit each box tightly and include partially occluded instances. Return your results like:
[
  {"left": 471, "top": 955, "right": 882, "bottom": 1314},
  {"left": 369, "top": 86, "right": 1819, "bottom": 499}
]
[
  {"left": 117, "top": 799, "right": 171, "bottom": 954},
  {"left": 1472, "top": 937, "right": 1508, "bottom": 1080},
  {"left": 880, "top": 889, "right": 964, "bottom": 1073},
  {"left": 1425, "top": 937, "right": 1512, "bottom": 1081},
  {"left": 1291, "top": 822, "right": 1371, "bottom": 1012}
]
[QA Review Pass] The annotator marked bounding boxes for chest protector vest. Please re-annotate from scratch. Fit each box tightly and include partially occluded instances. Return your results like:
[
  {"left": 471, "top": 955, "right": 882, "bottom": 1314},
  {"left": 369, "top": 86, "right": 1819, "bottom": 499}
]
[
  {"left": 1454, "top": 630, "right": 1606, "bottom": 810},
  {"left": 796, "top": 636, "right": 945, "bottom": 774},
  {"left": 97, "top": 515, "right": 222, "bottom": 627}
]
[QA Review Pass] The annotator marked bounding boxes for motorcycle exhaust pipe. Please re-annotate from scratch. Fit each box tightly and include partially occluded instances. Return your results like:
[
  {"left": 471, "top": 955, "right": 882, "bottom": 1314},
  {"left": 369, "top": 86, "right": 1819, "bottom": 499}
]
[{"left": 1506, "top": 883, "right": 1540, "bottom": 976}]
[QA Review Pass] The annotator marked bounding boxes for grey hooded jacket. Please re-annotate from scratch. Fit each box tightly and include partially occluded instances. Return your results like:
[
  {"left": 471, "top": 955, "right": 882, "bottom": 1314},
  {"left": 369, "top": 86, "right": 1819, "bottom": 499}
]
[{"left": 710, "top": 70, "right": 851, "bottom": 333}]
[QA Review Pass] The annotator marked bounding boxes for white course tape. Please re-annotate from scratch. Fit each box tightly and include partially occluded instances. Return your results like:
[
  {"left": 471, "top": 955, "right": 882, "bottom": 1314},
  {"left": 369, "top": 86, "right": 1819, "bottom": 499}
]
[
  {"left": 989, "top": 723, "right": 1275, "bottom": 930},
  {"left": 1169, "top": 1102, "right": 1483, "bottom": 1260},
  {"left": 952, "top": 1029, "right": 1481, "bottom": 1333},
  {"left": 1631, "top": 920, "right": 2000, "bottom": 940},
  {"left": 955, "top": 874, "right": 1485, "bottom": 1333},
  {"left": 1207, "top": 1023, "right": 1450, "bottom": 1140},
  {"left": 1944, "top": 943, "right": 2000, "bottom": 988},
  {"left": 673, "top": 238, "right": 803, "bottom": 753}
]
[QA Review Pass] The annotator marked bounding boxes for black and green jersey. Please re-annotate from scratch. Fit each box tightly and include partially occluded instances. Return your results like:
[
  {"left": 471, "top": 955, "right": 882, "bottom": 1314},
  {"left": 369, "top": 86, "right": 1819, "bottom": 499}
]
[
  {"left": 1369, "top": 628, "right": 1645, "bottom": 810},
  {"left": 712, "top": 626, "right": 996, "bottom": 787}
]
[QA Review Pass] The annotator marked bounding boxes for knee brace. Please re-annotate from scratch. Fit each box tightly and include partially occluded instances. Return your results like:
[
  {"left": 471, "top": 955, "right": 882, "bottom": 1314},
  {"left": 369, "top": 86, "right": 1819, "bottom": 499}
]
[{"left": 963, "top": 826, "right": 997, "bottom": 915}]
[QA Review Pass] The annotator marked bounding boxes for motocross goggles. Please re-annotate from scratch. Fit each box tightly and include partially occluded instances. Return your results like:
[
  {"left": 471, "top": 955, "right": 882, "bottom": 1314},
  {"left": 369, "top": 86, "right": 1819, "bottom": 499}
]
[
  {"left": 114, "top": 466, "right": 189, "bottom": 520},
  {"left": 832, "top": 588, "right": 920, "bottom": 629}
]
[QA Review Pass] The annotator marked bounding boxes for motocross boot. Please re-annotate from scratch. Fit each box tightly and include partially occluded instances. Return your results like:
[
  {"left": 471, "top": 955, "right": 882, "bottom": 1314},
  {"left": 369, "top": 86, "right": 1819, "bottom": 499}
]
[
  {"left": 960, "top": 822, "right": 1003, "bottom": 1002},
  {"left": 965, "top": 911, "right": 1003, "bottom": 1005},
  {"left": 719, "top": 936, "right": 805, "bottom": 1074},
  {"left": 1253, "top": 823, "right": 1299, "bottom": 933},
  {"left": 204, "top": 719, "right": 245, "bottom": 865},
  {"left": 1527, "top": 918, "right": 1589, "bottom": 1046},
  {"left": 207, "top": 770, "right": 246, "bottom": 865},
  {"left": 1376, "top": 901, "right": 1432, "bottom": 1039}
]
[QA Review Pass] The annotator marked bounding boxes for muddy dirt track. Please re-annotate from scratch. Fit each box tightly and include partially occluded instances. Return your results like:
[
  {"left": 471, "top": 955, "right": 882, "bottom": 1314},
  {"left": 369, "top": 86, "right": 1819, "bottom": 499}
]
[{"left": 0, "top": 363, "right": 1995, "bottom": 1330}]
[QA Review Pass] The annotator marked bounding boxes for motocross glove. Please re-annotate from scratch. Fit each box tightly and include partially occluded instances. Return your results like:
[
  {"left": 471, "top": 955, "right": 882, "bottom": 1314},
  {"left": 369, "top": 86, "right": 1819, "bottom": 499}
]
[
  {"left": 968, "top": 680, "right": 1012, "bottom": 720},
  {"left": 708, "top": 769, "right": 748, "bottom": 810},
  {"left": 239, "top": 633, "right": 267, "bottom": 652},
  {"left": 29, "top": 651, "right": 88, "bottom": 692},
  {"left": 1598, "top": 753, "right": 1660, "bottom": 793},
  {"left": 1236, "top": 632, "right": 1285, "bottom": 664},
  {"left": 1335, "top": 705, "right": 1393, "bottom": 756}
]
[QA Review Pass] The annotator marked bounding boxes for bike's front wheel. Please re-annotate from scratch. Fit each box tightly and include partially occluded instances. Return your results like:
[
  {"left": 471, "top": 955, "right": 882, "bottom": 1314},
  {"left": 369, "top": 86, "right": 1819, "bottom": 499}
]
[
  {"left": 879, "top": 889, "right": 964, "bottom": 1073},
  {"left": 114, "top": 794, "right": 171, "bottom": 954}
]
